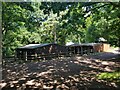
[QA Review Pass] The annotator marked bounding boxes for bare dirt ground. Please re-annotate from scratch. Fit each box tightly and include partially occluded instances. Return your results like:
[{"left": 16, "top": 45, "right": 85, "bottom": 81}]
[{"left": 0, "top": 48, "right": 120, "bottom": 90}]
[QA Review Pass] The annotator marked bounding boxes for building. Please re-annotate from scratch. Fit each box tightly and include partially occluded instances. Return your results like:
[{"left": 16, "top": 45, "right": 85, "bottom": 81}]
[
  {"left": 15, "top": 43, "right": 68, "bottom": 61},
  {"left": 66, "top": 43, "right": 103, "bottom": 55}
]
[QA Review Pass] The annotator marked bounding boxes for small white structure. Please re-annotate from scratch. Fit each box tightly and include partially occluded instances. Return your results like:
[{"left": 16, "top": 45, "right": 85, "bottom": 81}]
[
  {"left": 98, "top": 37, "right": 107, "bottom": 42},
  {"left": 66, "top": 42, "right": 74, "bottom": 46}
]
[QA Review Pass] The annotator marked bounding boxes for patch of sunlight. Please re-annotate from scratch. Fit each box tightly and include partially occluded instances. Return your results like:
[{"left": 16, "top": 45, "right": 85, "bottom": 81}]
[
  {"left": 26, "top": 80, "right": 35, "bottom": 86},
  {"left": 104, "top": 66, "right": 114, "bottom": 72},
  {"left": 43, "top": 85, "right": 53, "bottom": 89},
  {"left": 101, "top": 61, "right": 109, "bottom": 65},
  {"left": 49, "top": 69, "right": 56, "bottom": 72},
  {"left": 35, "top": 83, "right": 42, "bottom": 87},
  {"left": 37, "top": 70, "right": 52, "bottom": 76},
  {"left": 0, "top": 83, "right": 7, "bottom": 88},
  {"left": 76, "top": 56, "right": 82, "bottom": 60},
  {"left": 101, "top": 61, "right": 115, "bottom": 66},
  {"left": 79, "top": 60, "right": 91, "bottom": 64},
  {"left": 111, "top": 82, "right": 118, "bottom": 88},
  {"left": 74, "top": 61, "right": 79, "bottom": 64},
  {"left": 95, "top": 59, "right": 101, "bottom": 63},
  {"left": 12, "top": 81, "right": 18, "bottom": 84}
]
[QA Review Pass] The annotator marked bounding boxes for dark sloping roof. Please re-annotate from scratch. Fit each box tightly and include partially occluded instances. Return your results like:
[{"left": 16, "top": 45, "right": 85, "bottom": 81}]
[
  {"left": 67, "top": 43, "right": 101, "bottom": 47},
  {"left": 17, "top": 43, "right": 56, "bottom": 49},
  {"left": 80, "top": 43, "right": 101, "bottom": 46}
]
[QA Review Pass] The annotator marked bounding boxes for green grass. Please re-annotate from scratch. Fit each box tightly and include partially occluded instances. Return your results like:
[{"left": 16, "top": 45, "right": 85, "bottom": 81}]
[{"left": 97, "top": 72, "right": 120, "bottom": 82}]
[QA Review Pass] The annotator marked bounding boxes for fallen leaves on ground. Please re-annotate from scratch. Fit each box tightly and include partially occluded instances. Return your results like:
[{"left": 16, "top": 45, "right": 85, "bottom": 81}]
[{"left": 1, "top": 55, "right": 120, "bottom": 90}]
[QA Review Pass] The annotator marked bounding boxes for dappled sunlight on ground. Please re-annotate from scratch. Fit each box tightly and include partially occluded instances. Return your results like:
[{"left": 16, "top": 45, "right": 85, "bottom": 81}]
[{"left": 1, "top": 51, "right": 120, "bottom": 89}]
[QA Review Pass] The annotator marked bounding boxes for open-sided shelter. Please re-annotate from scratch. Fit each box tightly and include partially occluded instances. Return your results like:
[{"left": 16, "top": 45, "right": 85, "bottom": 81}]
[
  {"left": 66, "top": 43, "right": 103, "bottom": 55},
  {"left": 15, "top": 43, "right": 68, "bottom": 61}
]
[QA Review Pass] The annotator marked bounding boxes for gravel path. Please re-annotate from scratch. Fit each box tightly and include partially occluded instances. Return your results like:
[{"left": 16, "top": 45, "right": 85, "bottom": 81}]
[{"left": 0, "top": 48, "right": 120, "bottom": 90}]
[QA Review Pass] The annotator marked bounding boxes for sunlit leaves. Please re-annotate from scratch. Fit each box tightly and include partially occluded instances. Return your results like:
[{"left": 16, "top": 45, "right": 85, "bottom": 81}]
[{"left": 2, "top": 2, "right": 120, "bottom": 56}]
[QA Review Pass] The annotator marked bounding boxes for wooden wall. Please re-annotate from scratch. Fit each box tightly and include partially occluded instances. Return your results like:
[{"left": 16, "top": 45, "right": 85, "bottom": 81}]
[{"left": 16, "top": 44, "right": 68, "bottom": 60}]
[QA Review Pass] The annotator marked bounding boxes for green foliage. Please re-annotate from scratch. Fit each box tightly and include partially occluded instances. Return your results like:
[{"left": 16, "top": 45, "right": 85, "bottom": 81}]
[
  {"left": 97, "top": 72, "right": 120, "bottom": 82},
  {"left": 91, "top": 3, "right": 120, "bottom": 46},
  {"left": 2, "top": 2, "right": 120, "bottom": 57}
]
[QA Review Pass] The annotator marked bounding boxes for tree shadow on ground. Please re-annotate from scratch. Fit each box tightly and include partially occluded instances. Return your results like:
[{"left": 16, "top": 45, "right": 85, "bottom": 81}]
[
  {"left": 85, "top": 52, "right": 120, "bottom": 62},
  {"left": 1, "top": 55, "right": 120, "bottom": 90}
]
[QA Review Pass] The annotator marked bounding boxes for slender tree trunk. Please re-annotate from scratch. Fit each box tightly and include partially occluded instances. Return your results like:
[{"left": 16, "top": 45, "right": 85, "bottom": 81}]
[{"left": 54, "top": 23, "right": 57, "bottom": 43}]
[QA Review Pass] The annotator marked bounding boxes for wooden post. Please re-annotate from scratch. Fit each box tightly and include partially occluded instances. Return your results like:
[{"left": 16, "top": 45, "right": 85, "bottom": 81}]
[
  {"left": 25, "top": 51, "right": 27, "bottom": 61},
  {"left": 77, "top": 47, "right": 79, "bottom": 54},
  {"left": 81, "top": 46, "right": 83, "bottom": 55},
  {"left": 35, "top": 53, "right": 37, "bottom": 60}
]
